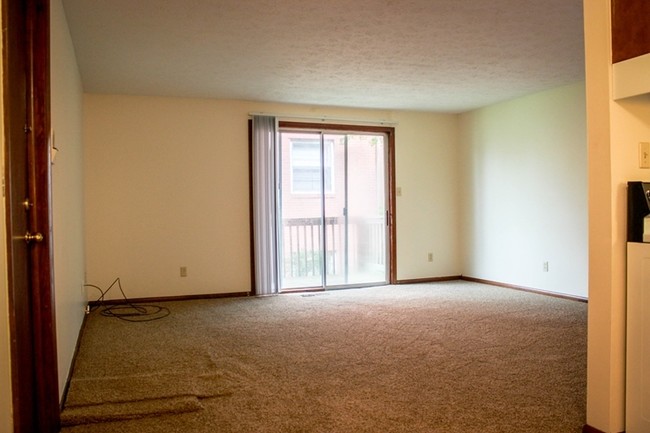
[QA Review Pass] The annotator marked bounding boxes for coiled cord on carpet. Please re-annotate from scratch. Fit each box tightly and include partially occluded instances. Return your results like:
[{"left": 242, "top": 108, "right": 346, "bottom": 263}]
[{"left": 84, "top": 277, "right": 170, "bottom": 322}]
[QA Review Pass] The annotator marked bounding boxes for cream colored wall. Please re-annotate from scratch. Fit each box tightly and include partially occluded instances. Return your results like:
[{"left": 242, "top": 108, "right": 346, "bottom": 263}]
[
  {"left": 609, "top": 94, "right": 650, "bottom": 429},
  {"left": 583, "top": 3, "right": 618, "bottom": 429},
  {"left": 583, "top": 1, "right": 621, "bottom": 430},
  {"left": 458, "top": 83, "right": 588, "bottom": 298},
  {"left": 394, "top": 112, "right": 460, "bottom": 279},
  {"left": 83, "top": 96, "right": 253, "bottom": 298},
  {"left": 83, "top": 96, "right": 460, "bottom": 298},
  {"left": 583, "top": 0, "right": 650, "bottom": 431},
  {"left": 51, "top": 0, "right": 86, "bottom": 399},
  {"left": 0, "top": 6, "right": 14, "bottom": 432},
  {"left": 613, "top": 53, "right": 650, "bottom": 99}
]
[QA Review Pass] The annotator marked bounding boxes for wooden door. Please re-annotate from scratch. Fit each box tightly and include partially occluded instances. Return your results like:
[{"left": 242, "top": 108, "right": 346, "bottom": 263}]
[{"left": 3, "top": 0, "right": 59, "bottom": 431}]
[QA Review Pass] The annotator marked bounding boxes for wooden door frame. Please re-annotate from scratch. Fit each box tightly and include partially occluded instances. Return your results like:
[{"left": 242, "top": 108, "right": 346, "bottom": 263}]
[
  {"left": 3, "top": 0, "right": 60, "bottom": 431},
  {"left": 270, "top": 121, "right": 397, "bottom": 288}
]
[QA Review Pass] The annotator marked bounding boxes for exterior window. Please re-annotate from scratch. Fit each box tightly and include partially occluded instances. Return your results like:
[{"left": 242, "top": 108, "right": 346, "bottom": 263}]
[{"left": 291, "top": 138, "right": 334, "bottom": 193}]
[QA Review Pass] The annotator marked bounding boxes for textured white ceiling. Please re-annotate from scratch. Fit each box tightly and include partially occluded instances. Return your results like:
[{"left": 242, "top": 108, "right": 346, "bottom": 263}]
[{"left": 61, "top": 0, "right": 585, "bottom": 113}]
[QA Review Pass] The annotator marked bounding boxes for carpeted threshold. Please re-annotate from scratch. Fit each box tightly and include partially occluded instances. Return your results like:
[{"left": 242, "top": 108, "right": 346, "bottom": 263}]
[{"left": 61, "top": 372, "right": 231, "bottom": 426}]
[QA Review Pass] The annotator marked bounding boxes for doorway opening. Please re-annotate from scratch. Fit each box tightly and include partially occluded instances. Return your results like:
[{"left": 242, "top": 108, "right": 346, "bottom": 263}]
[{"left": 277, "top": 122, "right": 395, "bottom": 291}]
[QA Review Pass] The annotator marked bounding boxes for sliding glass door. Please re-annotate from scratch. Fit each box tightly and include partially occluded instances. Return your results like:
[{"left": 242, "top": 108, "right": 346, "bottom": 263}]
[{"left": 278, "top": 128, "right": 388, "bottom": 290}]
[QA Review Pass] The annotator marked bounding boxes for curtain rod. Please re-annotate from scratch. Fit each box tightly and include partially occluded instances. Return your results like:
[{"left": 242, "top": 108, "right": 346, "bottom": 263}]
[{"left": 248, "top": 112, "right": 398, "bottom": 126}]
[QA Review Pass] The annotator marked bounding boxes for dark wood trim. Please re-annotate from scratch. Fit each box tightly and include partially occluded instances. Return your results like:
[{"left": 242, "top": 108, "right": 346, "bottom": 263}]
[
  {"left": 611, "top": 0, "right": 650, "bottom": 63},
  {"left": 279, "top": 121, "right": 394, "bottom": 135},
  {"left": 87, "top": 291, "right": 251, "bottom": 307},
  {"left": 582, "top": 424, "right": 624, "bottom": 433},
  {"left": 386, "top": 128, "right": 397, "bottom": 284},
  {"left": 3, "top": 0, "right": 34, "bottom": 428},
  {"left": 4, "top": 0, "right": 59, "bottom": 431},
  {"left": 394, "top": 275, "right": 461, "bottom": 285},
  {"left": 26, "top": 2, "right": 60, "bottom": 431},
  {"left": 248, "top": 119, "right": 256, "bottom": 295},
  {"left": 461, "top": 276, "right": 588, "bottom": 303}
]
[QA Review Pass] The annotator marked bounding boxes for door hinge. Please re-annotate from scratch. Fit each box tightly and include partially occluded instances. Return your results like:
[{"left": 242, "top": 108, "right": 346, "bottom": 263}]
[{"left": 24, "top": 125, "right": 32, "bottom": 134}]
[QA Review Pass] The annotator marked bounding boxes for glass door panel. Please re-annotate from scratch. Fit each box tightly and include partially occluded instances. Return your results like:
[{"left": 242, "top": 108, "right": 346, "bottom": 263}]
[
  {"left": 278, "top": 131, "right": 325, "bottom": 289},
  {"left": 329, "top": 133, "right": 387, "bottom": 286}
]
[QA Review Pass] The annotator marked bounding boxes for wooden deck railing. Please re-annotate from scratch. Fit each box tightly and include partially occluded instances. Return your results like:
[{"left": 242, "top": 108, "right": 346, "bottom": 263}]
[{"left": 280, "top": 216, "right": 385, "bottom": 279}]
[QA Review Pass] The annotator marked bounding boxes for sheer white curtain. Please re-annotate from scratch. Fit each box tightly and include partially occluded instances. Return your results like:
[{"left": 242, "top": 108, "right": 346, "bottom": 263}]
[{"left": 251, "top": 116, "right": 279, "bottom": 295}]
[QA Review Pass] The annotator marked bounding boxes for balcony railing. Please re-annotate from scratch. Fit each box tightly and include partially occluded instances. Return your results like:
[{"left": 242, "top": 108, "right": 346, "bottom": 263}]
[{"left": 280, "top": 216, "right": 385, "bottom": 280}]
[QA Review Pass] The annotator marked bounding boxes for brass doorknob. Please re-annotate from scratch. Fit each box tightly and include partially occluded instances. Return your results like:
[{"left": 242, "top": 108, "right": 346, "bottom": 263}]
[{"left": 24, "top": 232, "right": 44, "bottom": 244}]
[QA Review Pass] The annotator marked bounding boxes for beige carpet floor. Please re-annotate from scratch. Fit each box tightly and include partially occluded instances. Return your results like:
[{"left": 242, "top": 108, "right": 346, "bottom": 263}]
[{"left": 60, "top": 281, "right": 587, "bottom": 432}]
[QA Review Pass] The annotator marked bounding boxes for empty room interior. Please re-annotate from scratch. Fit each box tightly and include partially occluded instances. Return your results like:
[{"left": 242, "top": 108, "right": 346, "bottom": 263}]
[{"left": 1, "top": 0, "right": 649, "bottom": 432}]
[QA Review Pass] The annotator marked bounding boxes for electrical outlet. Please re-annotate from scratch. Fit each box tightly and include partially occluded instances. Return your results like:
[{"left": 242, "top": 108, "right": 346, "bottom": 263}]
[
  {"left": 180, "top": 266, "right": 188, "bottom": 277},
  {"left": 543, "top": 261, "right": 549, "bottom": 272},
  {"left": 428, "top": 252, "right": 433, "bottom": 262}
]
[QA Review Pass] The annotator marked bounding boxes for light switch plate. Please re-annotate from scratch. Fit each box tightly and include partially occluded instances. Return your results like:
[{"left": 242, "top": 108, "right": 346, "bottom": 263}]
[{"left": 639, "top": 142, "right": 650, "bottom": 169}]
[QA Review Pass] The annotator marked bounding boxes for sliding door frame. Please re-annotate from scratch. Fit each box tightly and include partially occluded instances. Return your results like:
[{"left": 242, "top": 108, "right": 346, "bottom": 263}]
[{"left": 277, "top": 121, "right": 397, "bottom": 287}]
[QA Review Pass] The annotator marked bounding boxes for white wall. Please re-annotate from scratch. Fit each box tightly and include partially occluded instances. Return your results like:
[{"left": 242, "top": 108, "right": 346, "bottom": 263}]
[
  {"left": 459, "top": 82, "right": 588, "bottom": 298},
  {"left": 0, "top": 6, "right": 13, "bottom": 432},
  {"left": 83, "top": 96, "right": 461, "bottom": 299},
  {"left": 51, "top": 0, "right": 86, "bottom": 399}
]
